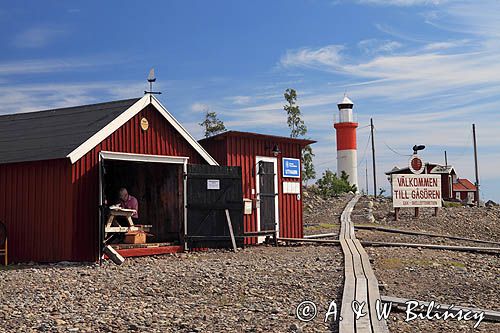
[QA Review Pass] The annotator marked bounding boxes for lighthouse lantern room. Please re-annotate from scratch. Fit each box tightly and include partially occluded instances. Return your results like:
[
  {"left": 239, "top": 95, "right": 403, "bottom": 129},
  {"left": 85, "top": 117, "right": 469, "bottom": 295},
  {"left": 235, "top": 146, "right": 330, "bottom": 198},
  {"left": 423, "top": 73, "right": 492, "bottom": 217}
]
[{"left": 334, "top": 95, "right": 359, "bottom": 190}]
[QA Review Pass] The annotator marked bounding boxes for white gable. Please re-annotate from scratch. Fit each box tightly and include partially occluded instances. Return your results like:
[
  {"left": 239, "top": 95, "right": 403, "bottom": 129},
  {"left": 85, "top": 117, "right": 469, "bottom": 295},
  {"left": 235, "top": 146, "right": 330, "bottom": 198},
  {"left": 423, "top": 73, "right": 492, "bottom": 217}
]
[{"left": 66, "top": 95, "right": 218, "bottom": 165}]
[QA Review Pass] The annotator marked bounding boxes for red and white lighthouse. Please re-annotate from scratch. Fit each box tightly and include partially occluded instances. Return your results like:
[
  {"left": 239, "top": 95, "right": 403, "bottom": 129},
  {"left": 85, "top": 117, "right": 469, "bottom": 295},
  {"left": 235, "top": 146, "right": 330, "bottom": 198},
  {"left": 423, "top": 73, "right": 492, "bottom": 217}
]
[{"left": 334, "top": 95, "right": 359, "bottom": 189}]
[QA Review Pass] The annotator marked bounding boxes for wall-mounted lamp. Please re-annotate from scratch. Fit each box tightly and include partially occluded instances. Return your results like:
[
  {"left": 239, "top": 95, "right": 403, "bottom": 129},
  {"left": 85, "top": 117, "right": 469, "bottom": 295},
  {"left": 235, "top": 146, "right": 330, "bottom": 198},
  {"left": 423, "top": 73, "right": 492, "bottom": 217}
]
[{"left": 271, "top": 144, "right": 281, "bottom": 157}]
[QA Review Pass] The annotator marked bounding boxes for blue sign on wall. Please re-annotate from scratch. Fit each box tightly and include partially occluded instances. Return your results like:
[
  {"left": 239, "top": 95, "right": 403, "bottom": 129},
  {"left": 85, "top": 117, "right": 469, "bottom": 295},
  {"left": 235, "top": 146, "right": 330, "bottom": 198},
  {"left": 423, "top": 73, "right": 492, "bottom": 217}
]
[{"left": 282, "top": 157, "right": 300, "bottom": 178}]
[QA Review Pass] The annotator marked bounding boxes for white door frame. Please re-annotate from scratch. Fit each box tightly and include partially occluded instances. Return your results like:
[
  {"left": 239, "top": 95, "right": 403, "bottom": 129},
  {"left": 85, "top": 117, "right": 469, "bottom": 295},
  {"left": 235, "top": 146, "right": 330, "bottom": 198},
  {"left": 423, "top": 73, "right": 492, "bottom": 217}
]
[
  {"left": 255, "top": 156, "right": 279, "bottom": 243},
  {"left": 98, "top": 151, "right": 190, "bottom": 257}
]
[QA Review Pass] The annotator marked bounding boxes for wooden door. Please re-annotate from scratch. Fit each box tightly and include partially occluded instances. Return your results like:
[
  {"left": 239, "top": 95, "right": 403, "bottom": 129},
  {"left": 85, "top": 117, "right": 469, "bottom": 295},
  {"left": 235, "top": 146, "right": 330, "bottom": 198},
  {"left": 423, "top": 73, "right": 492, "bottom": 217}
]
[
  {"left": 258, "top": 161, "right": 277, "bottom": 232},
  {"left": 186, "top": 164, "right": 244, "bottom": 249}
]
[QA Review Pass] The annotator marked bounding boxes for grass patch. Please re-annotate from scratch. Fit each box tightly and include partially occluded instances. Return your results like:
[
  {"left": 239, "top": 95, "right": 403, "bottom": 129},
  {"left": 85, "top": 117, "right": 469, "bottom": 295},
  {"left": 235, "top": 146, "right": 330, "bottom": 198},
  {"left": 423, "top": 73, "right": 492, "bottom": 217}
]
[
  {"left": 447, "top": 261, "right": 466, "bottom": 268},
  {"left": 443, "top": 201, "right": 462, "bottom": 208},
  {"left": 378, "top": 258, "right": 466, "bottom": 270}
]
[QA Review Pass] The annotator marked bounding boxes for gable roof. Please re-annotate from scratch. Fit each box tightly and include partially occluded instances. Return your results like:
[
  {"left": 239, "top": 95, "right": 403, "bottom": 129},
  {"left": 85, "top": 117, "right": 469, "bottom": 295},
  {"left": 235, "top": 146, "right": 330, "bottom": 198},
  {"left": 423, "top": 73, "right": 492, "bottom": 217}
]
[
  {"left": 0, "top": 98, "right": 139, "bottom": 164},
  {"left": 453, "top": 178, "right": 476, "bottom": 192},
  {"left": 385, "top": 163, "right": 456, "bottom": 175},
  {"left": 199, "top": 130, "right": 316, "bottom": 147},
  {"left": 0, "top": 95, "right": 218, "bottom": 166}
]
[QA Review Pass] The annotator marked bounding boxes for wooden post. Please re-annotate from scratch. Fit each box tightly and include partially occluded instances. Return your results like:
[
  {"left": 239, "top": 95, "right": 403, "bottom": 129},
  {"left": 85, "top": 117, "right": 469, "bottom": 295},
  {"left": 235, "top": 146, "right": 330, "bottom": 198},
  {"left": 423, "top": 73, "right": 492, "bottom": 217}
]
[
  {"left": 365, "top": 161, "right": 369, "bottom": 195},
  {"left": 4, "top": 238, "right": 7, "bottom": 266},
  {"left": 394, "top": 208, "right": 400, "bottom": 221},
  {"left": 225, "top": 209, "right": 237, "bottom": 252},
  {"left": 433, "top": 207, "right": 439, "bottom": 217},
  {"left": 472, "top": 124, "right": 480, "bottom": 207},
  {"left": 370, "top": 118, "right": 377, "bottom": 197},
  {"left": 414, "top": 207, "right": 420, "bottom": 218}
]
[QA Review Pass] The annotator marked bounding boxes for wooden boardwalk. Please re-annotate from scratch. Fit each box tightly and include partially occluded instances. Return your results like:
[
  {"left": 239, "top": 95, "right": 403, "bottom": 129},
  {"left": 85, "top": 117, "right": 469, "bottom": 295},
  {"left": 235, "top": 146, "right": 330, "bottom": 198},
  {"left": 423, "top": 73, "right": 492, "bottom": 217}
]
[{"left": 339, "top": 194, "right": 389, "bottom": 333}]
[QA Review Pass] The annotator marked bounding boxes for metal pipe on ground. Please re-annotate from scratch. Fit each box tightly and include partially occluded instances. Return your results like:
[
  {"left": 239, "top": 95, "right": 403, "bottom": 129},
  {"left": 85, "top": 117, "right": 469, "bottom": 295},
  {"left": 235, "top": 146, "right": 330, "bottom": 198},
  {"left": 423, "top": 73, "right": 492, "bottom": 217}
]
[
  {"left": 277, "top": 237, "right": 500, "bottom": 254},
  {"left": 303, "top": 233, "right": 337, "bottom": 239},
  {"left": 354, "top": 225, "right": 500, "bottom": 246}
]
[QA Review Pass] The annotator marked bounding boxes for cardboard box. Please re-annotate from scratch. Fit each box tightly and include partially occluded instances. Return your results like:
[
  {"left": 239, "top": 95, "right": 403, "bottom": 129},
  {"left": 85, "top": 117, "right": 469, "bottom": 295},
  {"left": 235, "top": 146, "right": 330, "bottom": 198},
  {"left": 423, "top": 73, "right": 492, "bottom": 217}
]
[{"left": 124, "top": 231, "right": 146, "bottom": 244}]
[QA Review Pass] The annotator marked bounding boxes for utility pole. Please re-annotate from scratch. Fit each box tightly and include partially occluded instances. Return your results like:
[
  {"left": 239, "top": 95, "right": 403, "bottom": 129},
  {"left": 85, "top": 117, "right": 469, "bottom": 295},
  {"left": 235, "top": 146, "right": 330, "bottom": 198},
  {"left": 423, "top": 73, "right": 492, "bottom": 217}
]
[
  {"left": 365, "top": 160, "right": 369, "bottom": 195},
  {"left": 370, "top": 118, "right": 377, "bottom": 197},
  {"left": 472, "top": 124, "right": 480, "bottom": 207},
  {"left": 444, "top": 150, "right": 448, "bottom": 166}
]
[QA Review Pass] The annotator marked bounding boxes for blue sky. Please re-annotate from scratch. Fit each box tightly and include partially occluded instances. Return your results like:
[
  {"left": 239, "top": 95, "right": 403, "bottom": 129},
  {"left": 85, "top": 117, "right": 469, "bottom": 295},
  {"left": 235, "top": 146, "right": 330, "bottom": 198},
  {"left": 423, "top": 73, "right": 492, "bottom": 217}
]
[{"left": 0, "top": 0, "right": 499, "bottom": 202}]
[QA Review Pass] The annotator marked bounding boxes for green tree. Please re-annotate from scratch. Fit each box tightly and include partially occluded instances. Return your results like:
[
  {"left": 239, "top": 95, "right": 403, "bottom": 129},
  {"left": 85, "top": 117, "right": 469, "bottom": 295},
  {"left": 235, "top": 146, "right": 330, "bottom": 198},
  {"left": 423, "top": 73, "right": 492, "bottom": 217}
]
[
  {"left": 302, "top": 145, "right": 315, "bottom": 185},
  {"left": 283, "top": 88, "right": 316, "bottom": 184},
  {"left": 199, "top": 110, "right": 227, "bottom": 138},
  {"left": 315, "top": 170, "right": 357, "bottom": 198},
  {"left": 284, "top": 88, "right": 307, "bottom": 138}
]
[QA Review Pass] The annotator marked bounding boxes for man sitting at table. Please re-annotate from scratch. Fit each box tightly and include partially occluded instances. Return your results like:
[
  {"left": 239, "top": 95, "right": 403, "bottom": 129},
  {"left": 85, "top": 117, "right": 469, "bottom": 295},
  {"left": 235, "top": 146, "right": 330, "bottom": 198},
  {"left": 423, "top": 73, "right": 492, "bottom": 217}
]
[{"left": 118, "top": 188, "right": 139, "bottom": 224}]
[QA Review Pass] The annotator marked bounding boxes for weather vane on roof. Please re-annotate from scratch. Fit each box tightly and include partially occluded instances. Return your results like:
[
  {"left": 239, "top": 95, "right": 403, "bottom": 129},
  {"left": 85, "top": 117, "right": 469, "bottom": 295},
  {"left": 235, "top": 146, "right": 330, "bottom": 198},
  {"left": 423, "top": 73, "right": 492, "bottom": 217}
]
[{"left": 144, "top": 68, "right": 162, "bottom": 102}]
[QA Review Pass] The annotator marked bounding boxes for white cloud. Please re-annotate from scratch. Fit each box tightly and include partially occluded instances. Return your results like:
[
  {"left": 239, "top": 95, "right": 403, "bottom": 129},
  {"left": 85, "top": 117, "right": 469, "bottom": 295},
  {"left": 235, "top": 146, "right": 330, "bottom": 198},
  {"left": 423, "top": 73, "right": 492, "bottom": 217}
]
[
  {"left": 13, "top": 27, "right": 67, "bottom": 48},
  {"left": 226, "top": 95, "right": 252, "bottom": 105},
  {"left": 190, "top": 102, "right": 210, "bottom": 113},
  {"left": 280, "top": 45, "right": 344, "bottom": 70},
  {"left": 423, "top": 40, "right": 469, "bottom": 51},
  {"left": 0, "top": 81, "right": 145, "bottom": 115},
  {"left": 358, "top": 39, "right": 403, "bottom": 54},
  {"left": 358, "top": 0, "right": 445, "bottom": 6}
]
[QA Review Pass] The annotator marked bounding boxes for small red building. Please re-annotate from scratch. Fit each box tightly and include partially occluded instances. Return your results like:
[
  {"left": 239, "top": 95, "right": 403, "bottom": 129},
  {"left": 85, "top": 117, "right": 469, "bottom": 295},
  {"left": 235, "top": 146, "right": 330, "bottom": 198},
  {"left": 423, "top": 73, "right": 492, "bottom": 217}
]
[
  {"left": 0, "top": 95, "right": 219, "bottom": 263},
  {"left": 200, "top": 131, "right": 315, "bottom": 243},
  {"left": 452, "top": 178, "right": 478, "bottom": 203}
]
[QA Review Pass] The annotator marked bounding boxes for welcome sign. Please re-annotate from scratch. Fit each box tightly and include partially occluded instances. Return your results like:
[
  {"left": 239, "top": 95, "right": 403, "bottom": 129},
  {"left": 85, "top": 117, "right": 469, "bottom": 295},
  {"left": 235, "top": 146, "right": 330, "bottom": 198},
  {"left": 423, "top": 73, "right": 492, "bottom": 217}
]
[{"left": 392, "top": 174, "right": 442, "bottom": 208}]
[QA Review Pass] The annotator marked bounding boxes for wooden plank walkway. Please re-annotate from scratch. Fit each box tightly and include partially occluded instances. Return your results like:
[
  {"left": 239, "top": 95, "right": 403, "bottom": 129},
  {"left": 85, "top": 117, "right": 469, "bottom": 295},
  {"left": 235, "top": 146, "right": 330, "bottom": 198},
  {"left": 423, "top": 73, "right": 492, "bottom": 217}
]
[{"left": 339, "top": 194, "right": 389, "bottom": 333}]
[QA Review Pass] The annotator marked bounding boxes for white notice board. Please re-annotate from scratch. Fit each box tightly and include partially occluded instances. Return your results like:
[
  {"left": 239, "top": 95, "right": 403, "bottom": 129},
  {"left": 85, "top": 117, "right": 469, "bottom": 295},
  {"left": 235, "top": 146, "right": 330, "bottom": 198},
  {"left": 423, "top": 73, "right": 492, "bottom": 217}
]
[
  {"left": 207, "top": 179, "right": 220, "bottom": 190},
  {"left": 392, "top": 174, "right": 442, "bottom": 208}
]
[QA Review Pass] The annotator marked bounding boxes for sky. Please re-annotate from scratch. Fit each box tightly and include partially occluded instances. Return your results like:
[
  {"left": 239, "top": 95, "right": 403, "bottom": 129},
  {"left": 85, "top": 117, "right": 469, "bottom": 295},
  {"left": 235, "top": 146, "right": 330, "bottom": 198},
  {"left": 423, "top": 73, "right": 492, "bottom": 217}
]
[{"left": 0, "top": 0, "right": 499, "bottom": 202}]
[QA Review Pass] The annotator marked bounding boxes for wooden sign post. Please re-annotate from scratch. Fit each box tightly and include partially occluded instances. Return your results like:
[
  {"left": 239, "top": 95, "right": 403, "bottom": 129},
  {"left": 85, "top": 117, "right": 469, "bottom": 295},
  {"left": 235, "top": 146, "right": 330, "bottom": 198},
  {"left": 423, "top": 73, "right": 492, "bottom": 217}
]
[{"left": 391, "top": 155, "right": 442, "bottom": 220}]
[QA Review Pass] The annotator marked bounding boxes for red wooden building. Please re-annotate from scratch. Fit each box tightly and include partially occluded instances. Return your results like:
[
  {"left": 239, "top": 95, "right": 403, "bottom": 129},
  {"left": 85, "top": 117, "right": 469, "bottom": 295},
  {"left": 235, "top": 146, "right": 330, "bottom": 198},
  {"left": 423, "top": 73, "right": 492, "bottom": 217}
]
[
  {"left": 452, "top": 178, "right": 478, "bottom": 203},
  {"left": 200, "top": 131, "right": 315, "bottom": 243},
  {"left": 0, "top": 95, "right": 219, "bottom": 263},
  {"left": 0, "top": 96, "right": 315, "bottom": 263}
]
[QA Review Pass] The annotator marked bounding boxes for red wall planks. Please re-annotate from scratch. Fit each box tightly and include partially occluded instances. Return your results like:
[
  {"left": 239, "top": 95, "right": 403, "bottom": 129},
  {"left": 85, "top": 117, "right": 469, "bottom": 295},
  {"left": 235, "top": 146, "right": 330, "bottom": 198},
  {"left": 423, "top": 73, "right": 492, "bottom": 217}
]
[
  {"left": 71, "top": 105, "right": 207, "bottom": 261},
  {"left": 0, "top": 104, "right": 208, "bottom": 263},
  {"left": 201, "top": 133, "right": 306, "bottom": 244},
  {"left": 0, "top": 159, "right": 73, "bottom": 263}
]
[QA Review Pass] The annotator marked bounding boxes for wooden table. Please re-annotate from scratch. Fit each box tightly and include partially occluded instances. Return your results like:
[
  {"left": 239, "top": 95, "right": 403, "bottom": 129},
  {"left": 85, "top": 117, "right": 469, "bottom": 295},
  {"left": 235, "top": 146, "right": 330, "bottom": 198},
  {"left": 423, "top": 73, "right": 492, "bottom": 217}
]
[
  {"left": 104, "top": 206, "right": 151, "bottom": 240},
  {"left": 105, "top": 206, "right": 137, "bottom": 233}
]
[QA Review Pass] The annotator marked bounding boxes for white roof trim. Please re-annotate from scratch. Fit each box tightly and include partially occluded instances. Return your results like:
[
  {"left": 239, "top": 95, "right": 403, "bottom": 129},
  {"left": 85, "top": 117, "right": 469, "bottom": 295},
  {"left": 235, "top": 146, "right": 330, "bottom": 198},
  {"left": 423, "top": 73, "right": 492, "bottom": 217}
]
[
  {"left": 67, "top": 94, "right": 218, "bottom": 165},
  {"left": 100, "top": 151, "right": 188, "bottom": 164}
]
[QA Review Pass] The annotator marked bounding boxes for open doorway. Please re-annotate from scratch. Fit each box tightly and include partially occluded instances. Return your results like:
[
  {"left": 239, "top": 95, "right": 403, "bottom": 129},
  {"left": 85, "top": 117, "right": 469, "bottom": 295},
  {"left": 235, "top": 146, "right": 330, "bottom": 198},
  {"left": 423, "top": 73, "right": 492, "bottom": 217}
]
[{"left": 99, "top": 152, "right": 188, "bottom": 253}]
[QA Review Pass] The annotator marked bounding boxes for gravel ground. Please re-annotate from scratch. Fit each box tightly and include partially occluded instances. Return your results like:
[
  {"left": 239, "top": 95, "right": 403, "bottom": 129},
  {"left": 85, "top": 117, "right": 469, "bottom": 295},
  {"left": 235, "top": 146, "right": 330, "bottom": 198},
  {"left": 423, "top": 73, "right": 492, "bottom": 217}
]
[
  {"left": 0, "top": 245, "right": 344, "bottom": 333},
  {"left": 303, "top": 189, "right": 352, "bottom": 236},
  {"left": 352, "top": 195, "right": 500, "bottom": 332},
  {"left": 369, "top": 247, "right": 500, "bottom": 332},
  {"left": 2, "top": 193, "right": 498, "bottom": 333},
  {"left": 353, "top": 196, "right": 500, "bottom": 243}
]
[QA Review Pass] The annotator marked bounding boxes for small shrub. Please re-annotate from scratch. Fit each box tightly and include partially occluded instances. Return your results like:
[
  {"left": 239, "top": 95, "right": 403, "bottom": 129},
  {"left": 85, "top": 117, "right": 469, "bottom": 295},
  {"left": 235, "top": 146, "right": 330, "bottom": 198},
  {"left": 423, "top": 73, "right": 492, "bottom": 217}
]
[{"left": 315, "top": 170, "right": 357, "bottom": 198}]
